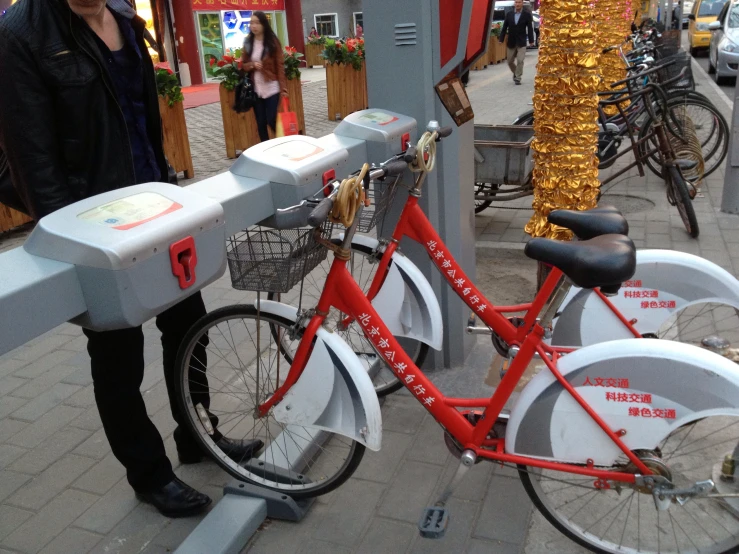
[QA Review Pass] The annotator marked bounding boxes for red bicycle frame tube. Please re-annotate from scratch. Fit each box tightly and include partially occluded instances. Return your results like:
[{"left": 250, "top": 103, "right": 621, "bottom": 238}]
[
  {"left": 259, "top": 255, "right": 651, "bottom": 481},
  {"left": 361, "top": 194, "right": 642, "bottom": 344}
]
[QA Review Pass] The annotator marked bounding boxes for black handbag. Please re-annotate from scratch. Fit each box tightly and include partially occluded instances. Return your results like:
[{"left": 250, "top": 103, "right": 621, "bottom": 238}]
[{"left": 233, "top": 74, "right": 258, "bottom": 114}]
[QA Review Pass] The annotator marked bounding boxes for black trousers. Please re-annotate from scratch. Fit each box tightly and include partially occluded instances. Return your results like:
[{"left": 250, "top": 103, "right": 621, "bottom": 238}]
[
  {"left": 84, "top": 292, "right": 215, "bottom": 493},
  {"left": 253, "top": 92, "right": 281, "bottom": 142}
]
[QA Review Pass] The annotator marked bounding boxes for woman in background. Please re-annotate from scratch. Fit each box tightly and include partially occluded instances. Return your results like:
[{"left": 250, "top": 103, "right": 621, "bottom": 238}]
[{"left": 241, "top": 12, "right": 287, "bottom": 142}]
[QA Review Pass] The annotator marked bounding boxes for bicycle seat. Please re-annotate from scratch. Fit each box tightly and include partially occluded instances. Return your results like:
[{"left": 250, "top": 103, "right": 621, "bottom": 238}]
[
  {"left": 524, "top": 234, "right": 636, "bottom": 292},
  {"left": 547, "top": 205, "right": 629, "bottom": 240}
]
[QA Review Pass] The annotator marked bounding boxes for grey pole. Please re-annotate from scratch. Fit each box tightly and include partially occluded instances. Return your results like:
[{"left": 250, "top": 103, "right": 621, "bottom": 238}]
[{"left": 720, "top": 79, "right": 739, "bottom": 214}]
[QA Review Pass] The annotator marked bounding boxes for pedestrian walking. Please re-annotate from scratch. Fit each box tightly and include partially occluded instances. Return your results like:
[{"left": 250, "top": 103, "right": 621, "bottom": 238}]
[
  {"left": 499, "top": 0, "right": 535, "bottom": 85},
  {"left": 0, "top": 0, "right": 262, "bottom": 518},
  {"left": 241, "top": 11, "right": 288, "bottom": 142}
]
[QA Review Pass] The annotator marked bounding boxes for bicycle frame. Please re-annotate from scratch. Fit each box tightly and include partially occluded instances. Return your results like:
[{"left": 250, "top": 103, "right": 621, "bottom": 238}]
[
  {"left": 369, "top": 193, "right": 644, "bottom": 343},
  {"left": 257, "top": 233, "right": 652, "bottom": 481}
]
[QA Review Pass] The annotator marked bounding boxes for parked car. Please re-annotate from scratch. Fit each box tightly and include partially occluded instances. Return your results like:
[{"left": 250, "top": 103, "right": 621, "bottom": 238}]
[
  {"left": 688, "top": 0, "right": 728, "bottom": 54},
  {"left": 708, "top": 0, "right": 739, "bottom": 83}
]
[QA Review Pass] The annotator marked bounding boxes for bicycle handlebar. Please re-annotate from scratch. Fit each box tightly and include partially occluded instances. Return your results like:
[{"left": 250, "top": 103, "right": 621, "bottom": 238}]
[
  {"left": 307, "top": 197, "right": 334, "bottom": 227},
  {"left": 436, "top": 126, "right": 453, "bottom": 140},
  {"left": 610, "top": 59, "right": 675, "bottom": 88}
]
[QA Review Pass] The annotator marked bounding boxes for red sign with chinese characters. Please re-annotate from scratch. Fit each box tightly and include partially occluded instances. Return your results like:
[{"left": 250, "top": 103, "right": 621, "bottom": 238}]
[{"left": 191, "top": 0, "right": 285, "bottom": 11}]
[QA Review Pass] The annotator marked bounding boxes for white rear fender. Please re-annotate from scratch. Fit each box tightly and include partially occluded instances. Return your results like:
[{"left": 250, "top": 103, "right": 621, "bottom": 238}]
[
  {"left": 506, "top": 339, "right": 739, "bottom": 465},
  {"left": 552, "top": 249, "right": 739, "bottom": 346},
  {"left": 255, "top": 300, "right": 383, "bottom": 451},
  {"left": 347, "top": 234, "right": 443, "bottom": 351}
]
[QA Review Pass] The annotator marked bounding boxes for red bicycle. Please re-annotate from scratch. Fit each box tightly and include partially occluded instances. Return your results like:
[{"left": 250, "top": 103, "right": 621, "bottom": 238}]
[{"left": 176, "top": 142, "right": 739, "bottom": 553}]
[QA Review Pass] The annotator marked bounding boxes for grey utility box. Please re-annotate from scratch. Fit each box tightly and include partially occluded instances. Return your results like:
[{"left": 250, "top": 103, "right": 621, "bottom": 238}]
[{"left": 23, "top": 183, "right": 226, "bottom": 331}]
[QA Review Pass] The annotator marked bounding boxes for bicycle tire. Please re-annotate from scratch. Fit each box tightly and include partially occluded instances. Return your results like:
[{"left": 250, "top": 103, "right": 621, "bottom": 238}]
[
  {"left": 474, "top": 182, "right": 495, "bottom": 214},
  {"left": 174, "top": 304, "right": 365, "bottom": 499},
  {"left": 512, "top": 110, "right": 535, "bottom": 125},
  {"left": 639, "top": 98, "right": 729, "bottom": 179},
  {"left": 267, "top": 241, "right": 429, "bottom": 397},
  {"left": 517, "top": 414, "right": 739, "bottom": 553},
  {"left": 667, "top": 164, "right": 699, "bottom": 238}
]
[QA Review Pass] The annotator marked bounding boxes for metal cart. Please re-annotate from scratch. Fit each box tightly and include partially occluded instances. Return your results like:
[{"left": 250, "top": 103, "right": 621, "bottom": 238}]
[{"left": 473, "top": 125, "right": 535, "bottom": 213}]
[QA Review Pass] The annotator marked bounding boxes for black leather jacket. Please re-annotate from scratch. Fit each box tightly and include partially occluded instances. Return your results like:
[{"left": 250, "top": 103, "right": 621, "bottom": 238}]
[{"left": 0, "top": 0, "right": 167, "bottom": 220}]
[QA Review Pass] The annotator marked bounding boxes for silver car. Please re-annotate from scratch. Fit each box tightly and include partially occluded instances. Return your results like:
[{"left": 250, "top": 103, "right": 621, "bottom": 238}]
[{"left": 708, "top": 0, "right": 739, "bottom": 84}]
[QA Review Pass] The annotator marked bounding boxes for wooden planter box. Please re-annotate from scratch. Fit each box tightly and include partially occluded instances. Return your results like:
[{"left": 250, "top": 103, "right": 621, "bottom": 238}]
[
  {"left": 495, "top": 40, "right": 508, "bottom": 64},
  {"left": 219, "top": 80, "right": 307, "bottom": 159},
  {"left": 0, "top": 203, "right": 32, "bottom": 234},
  {"left": 326, "top": 63, "right": 368, "bottom": 121},
  {"left": 305, "top": 43, "right": 325, "bottom": 67},
  {"left": 472, "top": 51, "right": 488, "bottom": 71},
  {"left": 158, "top": 97, "right": 194, "bottom": 179}
]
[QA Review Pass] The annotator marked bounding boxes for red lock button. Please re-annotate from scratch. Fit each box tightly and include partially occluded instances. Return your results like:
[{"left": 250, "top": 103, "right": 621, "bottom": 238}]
[{"left": 170, "top": 236, "right": 198, "bottom": 289}]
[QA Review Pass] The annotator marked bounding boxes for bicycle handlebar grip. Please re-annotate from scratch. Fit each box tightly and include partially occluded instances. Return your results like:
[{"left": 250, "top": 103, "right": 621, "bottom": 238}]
[
  {"left": 436, "top": 126, "right": 453, "bottom": 140},
  {"left": 382, "top": 159, "right": 409, "bottom": 177},
  {"left": 403, "top": 146, "right": 418, "bottom": 163},
  {"left": 307, "top": 197, "right": 334, "bottom": 228},
  {"left": 602, "top": 45, "right": 616, "bottom": 54}
]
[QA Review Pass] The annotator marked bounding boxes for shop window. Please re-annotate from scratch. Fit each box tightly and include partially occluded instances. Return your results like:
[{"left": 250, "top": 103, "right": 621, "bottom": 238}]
[
  {"left": 315, "top": 13, "right": 338, "bottom": 37},
  {"left": 353, "top": 12, "right": 363, "bottom": 31}
]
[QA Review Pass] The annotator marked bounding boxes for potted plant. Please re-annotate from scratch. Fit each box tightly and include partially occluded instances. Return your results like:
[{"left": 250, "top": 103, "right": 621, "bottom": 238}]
[
  {"left": 305, "top": 35, "right": 326, "bottom": 67},
  {"left": 284, "top": 46, "right": 306, "bottom": 135},
  {"left": 212, "top": 50, "right": 262, "bottom": 158},
  {"left": 155, "top": 62, "right": 194, "bottom": 179},
  {"left": 322, "top": 38, "right": 368, "bottom": 121}
]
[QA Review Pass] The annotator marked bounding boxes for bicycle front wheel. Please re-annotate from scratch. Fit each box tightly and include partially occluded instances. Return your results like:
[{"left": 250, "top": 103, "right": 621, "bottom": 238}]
[
  {"left": 174, "top": 304, "right": 365, "bottom": 499},
  {"left": 268, "top": 241, "right": 429, "bottom": 397},
  {"left": 666, "top": 165, "right": 699, "bottom": 238},
  {"left": 519, "top": 415, "right": 739, "bottom": 553}
]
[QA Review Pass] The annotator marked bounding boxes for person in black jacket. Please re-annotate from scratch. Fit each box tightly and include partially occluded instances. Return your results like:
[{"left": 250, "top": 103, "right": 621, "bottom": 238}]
[
  {"left": 0, "top": 0, "right": 262, "bottom": 518},
  {"left": 499, "top": 0, "right": 535, "bottom": 85}
]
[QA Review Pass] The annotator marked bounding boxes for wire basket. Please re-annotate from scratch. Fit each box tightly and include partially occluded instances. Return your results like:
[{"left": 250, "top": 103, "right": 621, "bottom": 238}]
[
  {"left": 331, "top": 176, "right": 401, "bottom": 235},
  {"left": 657, "top": 51, "right": 694, "bottom": 93},
  {"left": 226, "top": 225, "right": 330, "bottom": 293},
  {"left": 654, "top": 31, "right": 681, "bottom": 58}
]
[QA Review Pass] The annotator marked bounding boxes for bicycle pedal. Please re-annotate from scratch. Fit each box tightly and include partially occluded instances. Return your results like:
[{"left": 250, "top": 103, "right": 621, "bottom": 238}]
[{"left": 418, "top": 506, "right": 449, "bottom": 539}]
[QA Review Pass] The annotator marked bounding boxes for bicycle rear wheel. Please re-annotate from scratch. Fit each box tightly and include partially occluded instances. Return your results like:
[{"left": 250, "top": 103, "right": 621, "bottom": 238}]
[
  {"left": 519, "top": 415, "right": 739, "bottom": 553},
  {"left": 666, "top": 165, "right": 699, "bottom": 238},
  {"left": 640, "top": 98, "right": 729, "bottom": 180},
  {"left": 174, "top": 304, "right": 365, "bottom": 499}
]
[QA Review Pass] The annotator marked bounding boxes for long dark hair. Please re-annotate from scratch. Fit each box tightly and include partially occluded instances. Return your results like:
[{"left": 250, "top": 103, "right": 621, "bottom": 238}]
[{"left": 246, "top": 11, "right": 281, "bottom": 57}]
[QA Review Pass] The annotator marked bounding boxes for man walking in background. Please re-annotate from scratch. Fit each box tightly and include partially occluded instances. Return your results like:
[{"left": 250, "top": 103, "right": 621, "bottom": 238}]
[{"left": 499, "top": 0, "right": 535, "bottom": 85}]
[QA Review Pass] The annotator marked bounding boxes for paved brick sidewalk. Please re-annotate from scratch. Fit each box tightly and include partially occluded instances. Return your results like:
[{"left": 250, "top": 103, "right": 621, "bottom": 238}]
[{"left": 0, "top": 46, "right": 737, "bottom": 554}]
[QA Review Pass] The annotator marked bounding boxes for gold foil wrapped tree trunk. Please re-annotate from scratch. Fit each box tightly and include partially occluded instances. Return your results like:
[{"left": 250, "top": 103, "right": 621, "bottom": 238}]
[
  {"left": 596, "top": 0, "right": 630, "bottom": 91},
  {"left": 525, "top": 0, "right": 602, "bottom": 241}
]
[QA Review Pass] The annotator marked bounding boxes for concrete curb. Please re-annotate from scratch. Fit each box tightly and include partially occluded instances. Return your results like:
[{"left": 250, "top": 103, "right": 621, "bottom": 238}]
[{"left": 690, "top": 55, "right": 734, "bottom": 111}]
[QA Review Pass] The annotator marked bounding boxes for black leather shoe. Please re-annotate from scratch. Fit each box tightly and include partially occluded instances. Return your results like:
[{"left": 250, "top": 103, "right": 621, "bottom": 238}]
[
  {"left": 135, "top": 478, "right": 211, "bottom": 518},
  {"left": 178, "top": 437, "right": 264, "bottom": 465}
]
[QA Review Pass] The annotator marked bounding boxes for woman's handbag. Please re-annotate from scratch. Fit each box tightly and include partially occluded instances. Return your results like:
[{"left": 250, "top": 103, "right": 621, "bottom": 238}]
[
  {"left": 275, "top": 97, "right": 299, "bottom": 137},
  {"left": 233, "top": 74, "right": 258, "bottom": 113}
]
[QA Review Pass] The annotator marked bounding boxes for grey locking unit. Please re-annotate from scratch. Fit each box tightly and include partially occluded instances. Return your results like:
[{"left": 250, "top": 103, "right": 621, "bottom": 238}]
[
  {"left": 23, "top": 182, "right": 227, "bottom": 331},
  {"left": 334, "top": 109, "right": 418, "bottom": 162}
]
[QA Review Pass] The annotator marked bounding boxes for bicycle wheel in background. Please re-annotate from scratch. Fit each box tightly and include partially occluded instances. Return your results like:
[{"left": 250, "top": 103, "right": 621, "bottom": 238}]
[
  {"left": 666, "top": 165, "right": 699, "bottom": 237},
  {"left": 640, "top": 98, "right": 729, "bottom": 179},
  {"left": 475, "top": 182, "right": 496, "bottom": 213},
  {"left": 268, "top": 241, "right": 428, "bottom": 397},
  {"left": 174, "top": 305, "right": 365, "bottom": 499},
  {"left": 519, "top": 414, "right": 739, "bottom": 553}
]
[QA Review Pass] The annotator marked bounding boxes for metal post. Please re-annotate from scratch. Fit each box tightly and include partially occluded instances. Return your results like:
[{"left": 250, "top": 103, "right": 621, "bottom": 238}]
[
  {"left": 364, "top": 0, "right": 477, "bottom": 367},
  {"left": 721, "top": 79, "right": 739, "bottom": 214}
]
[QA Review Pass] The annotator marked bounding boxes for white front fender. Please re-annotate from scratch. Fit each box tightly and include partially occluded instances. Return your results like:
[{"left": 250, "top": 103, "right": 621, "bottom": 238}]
[
  {"left": 507, "top": 339, "right": 739, "bottom": 465},
  {"left": 256, "top": 300, "right": 383, "bottom": 451},
  {"left": 348, "top": 234, "right": 443, "bottom": 351},
  {"left": 552, "top": 249, "right": 739, "bottom": 346}
]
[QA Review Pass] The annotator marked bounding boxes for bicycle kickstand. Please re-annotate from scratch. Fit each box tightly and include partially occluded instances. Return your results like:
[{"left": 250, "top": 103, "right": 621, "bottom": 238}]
[{"left": 418, "top": 449, "right": 477, "bottom": 539}]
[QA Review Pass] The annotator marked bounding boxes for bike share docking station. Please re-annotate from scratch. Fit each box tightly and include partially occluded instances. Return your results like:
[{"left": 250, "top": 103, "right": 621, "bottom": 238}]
[
  {"left": 0, "top": 109, "right": 418, "bottom": 553},
  {"left": 0, "top": 0, "right": 494, "bottom": 549}
]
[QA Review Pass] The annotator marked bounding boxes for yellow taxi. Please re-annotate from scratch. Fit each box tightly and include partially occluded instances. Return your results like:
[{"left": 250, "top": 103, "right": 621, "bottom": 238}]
[{"left": 689, "top": 0, "right": 728, "bottom": 53}]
